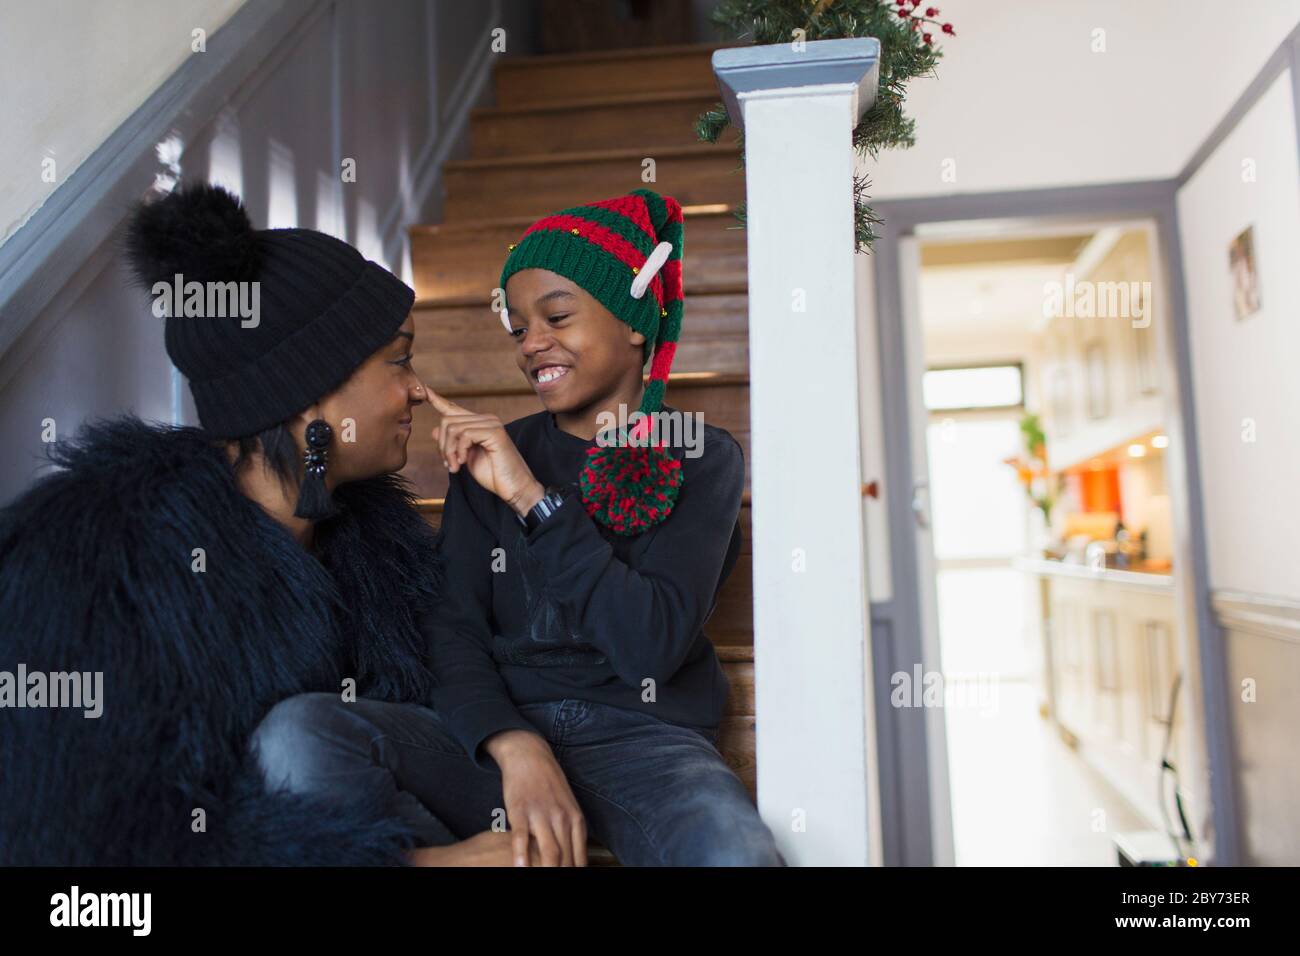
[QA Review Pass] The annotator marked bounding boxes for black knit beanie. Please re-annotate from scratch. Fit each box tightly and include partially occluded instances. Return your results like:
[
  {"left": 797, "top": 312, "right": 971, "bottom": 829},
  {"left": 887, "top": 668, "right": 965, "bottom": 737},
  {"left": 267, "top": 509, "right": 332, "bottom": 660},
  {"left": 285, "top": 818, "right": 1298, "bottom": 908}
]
[{"left": 124, "top": 183, "right": 413, "bottom": 438}]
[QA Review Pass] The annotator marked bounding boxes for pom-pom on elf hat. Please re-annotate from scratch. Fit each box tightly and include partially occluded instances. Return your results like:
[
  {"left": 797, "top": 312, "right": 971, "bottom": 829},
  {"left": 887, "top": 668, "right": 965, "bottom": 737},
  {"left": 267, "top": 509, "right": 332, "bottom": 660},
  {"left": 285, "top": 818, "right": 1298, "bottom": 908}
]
[{"left": 499, "top": 188, "right": 685, "bottom": 536}]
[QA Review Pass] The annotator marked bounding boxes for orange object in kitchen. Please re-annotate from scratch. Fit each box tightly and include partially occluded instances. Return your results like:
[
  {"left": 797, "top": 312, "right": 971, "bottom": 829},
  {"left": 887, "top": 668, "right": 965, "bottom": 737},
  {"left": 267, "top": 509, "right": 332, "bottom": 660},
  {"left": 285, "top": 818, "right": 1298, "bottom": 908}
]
[{"left": 1077, "top": 464, "right": 1122, "bottom": 514}]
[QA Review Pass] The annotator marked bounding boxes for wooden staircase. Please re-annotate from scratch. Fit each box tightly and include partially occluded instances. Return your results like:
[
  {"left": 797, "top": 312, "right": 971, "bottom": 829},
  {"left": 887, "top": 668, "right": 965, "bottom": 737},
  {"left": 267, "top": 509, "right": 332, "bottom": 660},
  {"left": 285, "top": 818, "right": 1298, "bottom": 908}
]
[{"left": 406, "top": 43, "right": 751, "bottom": 862}]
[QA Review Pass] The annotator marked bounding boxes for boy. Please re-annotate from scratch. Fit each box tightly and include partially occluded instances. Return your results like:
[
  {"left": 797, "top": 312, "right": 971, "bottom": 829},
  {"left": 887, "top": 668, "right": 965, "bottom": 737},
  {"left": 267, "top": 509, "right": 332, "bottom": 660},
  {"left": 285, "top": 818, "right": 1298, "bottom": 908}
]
[{"left": 426, "top": 189, "right": 782, "bottom": 866}]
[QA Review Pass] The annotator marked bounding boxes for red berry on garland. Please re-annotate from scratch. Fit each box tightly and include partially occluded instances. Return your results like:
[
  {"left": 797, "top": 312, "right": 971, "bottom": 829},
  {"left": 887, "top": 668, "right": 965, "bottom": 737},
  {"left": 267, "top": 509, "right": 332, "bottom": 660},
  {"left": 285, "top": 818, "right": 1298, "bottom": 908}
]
[
  {"left": 926, "top": 6, "right": 939, "bottom": 16},
  {"left": 923, "top": 33, "right": 932, "bottom": 44},
  {"left": 942, "top": 22, "right": 954, "bottom": 34}
]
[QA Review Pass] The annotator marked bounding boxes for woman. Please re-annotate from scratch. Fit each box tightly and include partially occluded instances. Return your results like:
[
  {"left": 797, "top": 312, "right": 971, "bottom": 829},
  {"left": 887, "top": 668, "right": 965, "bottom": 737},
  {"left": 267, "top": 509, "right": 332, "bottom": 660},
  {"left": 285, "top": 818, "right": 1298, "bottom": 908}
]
[{"left": 0, "top": 183, "right": 511, "bottom": 865}]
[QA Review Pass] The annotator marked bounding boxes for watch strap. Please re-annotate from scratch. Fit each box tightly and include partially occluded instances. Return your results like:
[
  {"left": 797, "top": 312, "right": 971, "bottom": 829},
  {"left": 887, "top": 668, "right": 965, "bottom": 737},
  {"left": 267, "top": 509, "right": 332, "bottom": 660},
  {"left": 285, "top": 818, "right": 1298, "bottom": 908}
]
[{"left": 518, "top": 484, "right": 570, "bottom": 532}]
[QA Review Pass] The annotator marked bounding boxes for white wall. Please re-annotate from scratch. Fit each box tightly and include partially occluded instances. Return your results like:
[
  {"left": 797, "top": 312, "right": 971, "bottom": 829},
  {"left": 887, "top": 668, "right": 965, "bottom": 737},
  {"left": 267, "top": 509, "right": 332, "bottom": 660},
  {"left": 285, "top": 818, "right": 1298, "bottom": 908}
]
[
  {"left": 1176, "top": 66, "right": 1300, "bottom": 866},
  {"left": 869, "top": 0, "right": 1300, "bottom": 199},
  {"left": 1177, "top": 72, "right": 1300, "bottom": 600},
  {"left": 0, "top": 0, "right": 246, "bottom": 245},
  {"left": 923, "top": 328, "right": 1034, "bottom": 369}
]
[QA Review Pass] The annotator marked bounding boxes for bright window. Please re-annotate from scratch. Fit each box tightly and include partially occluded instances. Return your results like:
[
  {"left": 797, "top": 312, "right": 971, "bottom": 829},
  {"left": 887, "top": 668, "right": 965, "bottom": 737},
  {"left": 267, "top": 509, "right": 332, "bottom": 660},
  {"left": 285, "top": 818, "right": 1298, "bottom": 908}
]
[{"left": 924, "top": 364, "right": 1023, "bottom": 411}]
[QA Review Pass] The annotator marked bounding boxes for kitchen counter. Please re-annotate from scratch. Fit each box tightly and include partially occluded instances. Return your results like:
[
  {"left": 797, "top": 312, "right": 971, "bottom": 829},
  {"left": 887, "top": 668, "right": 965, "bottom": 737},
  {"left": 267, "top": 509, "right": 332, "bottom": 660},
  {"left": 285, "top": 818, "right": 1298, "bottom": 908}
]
[{"left": 1013, "top": 556, "right": 1174, "bottom": 592}]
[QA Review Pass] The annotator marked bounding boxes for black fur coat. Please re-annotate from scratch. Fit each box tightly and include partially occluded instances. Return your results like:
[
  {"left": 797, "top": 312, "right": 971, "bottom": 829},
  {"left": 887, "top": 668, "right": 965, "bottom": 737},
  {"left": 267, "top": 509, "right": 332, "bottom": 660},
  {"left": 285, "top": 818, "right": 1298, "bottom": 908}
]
[{"left": 0, "top": 417, "right": 443, "bottom": 865}]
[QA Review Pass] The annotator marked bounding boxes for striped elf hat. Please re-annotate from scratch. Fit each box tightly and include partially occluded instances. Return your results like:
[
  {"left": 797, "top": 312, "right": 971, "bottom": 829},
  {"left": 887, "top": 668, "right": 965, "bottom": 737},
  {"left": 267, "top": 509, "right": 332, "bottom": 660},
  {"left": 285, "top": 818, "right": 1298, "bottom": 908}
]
[{"left": 499, "top": 188, "right": 685, "bottom": 536}]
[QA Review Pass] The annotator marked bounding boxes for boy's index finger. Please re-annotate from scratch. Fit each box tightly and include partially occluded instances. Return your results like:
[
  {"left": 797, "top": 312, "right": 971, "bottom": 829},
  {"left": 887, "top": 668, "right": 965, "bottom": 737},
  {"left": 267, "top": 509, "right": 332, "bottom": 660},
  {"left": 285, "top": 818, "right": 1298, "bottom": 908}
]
[{"left": 424, "top": 386, "right": 464, "bottom": 417}]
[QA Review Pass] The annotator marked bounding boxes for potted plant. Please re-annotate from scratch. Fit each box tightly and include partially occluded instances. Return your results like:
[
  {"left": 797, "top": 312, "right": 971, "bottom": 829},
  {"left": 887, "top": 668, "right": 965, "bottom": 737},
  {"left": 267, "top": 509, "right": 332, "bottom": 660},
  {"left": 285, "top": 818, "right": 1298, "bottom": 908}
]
[{"left": 1003, "top": 413, "right": 1062, "bottom": 552}]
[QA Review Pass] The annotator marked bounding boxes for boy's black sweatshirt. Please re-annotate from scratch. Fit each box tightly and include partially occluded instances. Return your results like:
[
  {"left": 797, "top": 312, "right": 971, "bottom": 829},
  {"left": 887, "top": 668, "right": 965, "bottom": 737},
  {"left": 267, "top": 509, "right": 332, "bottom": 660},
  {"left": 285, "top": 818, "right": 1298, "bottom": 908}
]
[{"left": 426, "top": 405, "right": 745, "bottom": 770}]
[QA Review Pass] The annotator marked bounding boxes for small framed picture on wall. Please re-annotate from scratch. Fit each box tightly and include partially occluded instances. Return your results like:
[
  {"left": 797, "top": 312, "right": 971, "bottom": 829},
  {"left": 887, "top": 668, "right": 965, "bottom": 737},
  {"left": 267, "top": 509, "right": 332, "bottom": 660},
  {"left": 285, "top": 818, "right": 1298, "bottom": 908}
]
[{"left": 1229, "top": 225, "right": 1262, "bottom": 321}]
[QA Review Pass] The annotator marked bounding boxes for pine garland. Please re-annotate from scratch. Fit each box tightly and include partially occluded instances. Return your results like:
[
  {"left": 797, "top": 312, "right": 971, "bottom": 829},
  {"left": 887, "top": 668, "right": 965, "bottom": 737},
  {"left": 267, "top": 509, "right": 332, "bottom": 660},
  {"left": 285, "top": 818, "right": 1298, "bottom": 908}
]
[{"left": 698, "top": 0, "right": 955, "bottom": 252}]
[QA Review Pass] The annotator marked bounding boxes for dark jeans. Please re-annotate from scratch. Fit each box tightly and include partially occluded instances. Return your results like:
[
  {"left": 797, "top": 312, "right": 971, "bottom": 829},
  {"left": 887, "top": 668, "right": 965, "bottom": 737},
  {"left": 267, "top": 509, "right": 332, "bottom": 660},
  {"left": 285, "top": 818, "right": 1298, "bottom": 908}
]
[{"left": 249, "top": 693, "right": 785, "bottom": 866}]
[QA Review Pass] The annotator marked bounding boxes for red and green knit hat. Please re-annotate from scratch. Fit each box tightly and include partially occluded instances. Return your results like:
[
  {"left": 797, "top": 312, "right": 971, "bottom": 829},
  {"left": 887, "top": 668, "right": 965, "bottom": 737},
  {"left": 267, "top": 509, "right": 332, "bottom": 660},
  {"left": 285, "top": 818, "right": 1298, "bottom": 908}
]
[{"left": 500, "top": 188, "right": 685, "bottom": 536}]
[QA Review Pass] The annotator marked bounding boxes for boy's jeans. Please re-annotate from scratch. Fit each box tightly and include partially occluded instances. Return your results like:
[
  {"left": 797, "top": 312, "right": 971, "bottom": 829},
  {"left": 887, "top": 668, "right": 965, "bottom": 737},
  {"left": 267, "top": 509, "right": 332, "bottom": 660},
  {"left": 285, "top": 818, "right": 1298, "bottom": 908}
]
[{"left": 250, "top": 692, "right": 785, "bottom": 866}]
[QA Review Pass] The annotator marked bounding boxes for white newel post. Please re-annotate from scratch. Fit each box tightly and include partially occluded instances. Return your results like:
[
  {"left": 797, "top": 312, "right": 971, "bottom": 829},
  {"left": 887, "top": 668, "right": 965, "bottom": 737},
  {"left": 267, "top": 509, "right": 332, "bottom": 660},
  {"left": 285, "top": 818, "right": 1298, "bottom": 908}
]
[{"left": 713, "top": 39, "right": 881, "bottom": 866}]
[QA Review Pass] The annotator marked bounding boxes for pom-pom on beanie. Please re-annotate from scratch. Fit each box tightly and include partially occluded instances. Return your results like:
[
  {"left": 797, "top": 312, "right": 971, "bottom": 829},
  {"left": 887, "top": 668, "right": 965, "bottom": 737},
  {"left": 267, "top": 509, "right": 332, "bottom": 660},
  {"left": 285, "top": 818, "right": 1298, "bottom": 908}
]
[
  {"left": 499, "top": 188, "right": 685, "bottom": 536},
  {"left": 124, "top": 182, "right": 414, "bottom": 438}
]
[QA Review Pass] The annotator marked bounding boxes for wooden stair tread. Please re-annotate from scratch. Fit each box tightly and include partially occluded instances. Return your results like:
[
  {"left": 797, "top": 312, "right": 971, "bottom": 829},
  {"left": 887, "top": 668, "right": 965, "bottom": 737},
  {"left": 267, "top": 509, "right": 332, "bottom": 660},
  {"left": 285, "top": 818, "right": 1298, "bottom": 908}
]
[
  {"left": 409, "top": 203, "right": 735, "bottom": 235},
  {"left": 413, "top": 283, "right": 746, "bottom": 310},
  {"left": 469, "top": 90, "right": 735, "bottom": 160},
  {"left": 444, "top": 142, "right": 739, "bottom": 172},
  {"left": 414, "top": 491, "right": 752, "bottom": 514},
  {"left": 713, "top": 644, "right": 754, "bottom": 664},
  {"left": 472, "top": 88, "right": 722, "bottom": 119},
  {"left": 409, "top": 207, "right": 744, "bottom": 304},
  {"left": 397, "top": 377, "right": 752, "bottom": 499},
  {"left": 415, "top": 500, "right": 754, "bottom": 637},
  {"left": 494, "top": 40, "right": 733, "bottom": 70},
  {"left": 427, "top": 370, "right": 747, "bottom": 400},
  {"left": 586, "top": 842, "right": 620, "bottom": 866},
  {"left": 412, "top": 293, "right": 748, "bottom": 386},
  {"left": 493, "top": 45, "right": 727, "bottom": 107},
  {"left": 443, "top": 150, "right": 744, "bottom": 220}
]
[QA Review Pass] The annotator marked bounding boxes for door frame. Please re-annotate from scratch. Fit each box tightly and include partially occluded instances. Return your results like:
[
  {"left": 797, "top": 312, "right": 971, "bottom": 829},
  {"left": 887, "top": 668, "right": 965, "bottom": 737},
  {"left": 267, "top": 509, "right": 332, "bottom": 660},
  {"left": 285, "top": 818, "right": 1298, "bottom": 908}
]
[{"left": 867, "top": 180, "right": 1241, "bottom": 866}]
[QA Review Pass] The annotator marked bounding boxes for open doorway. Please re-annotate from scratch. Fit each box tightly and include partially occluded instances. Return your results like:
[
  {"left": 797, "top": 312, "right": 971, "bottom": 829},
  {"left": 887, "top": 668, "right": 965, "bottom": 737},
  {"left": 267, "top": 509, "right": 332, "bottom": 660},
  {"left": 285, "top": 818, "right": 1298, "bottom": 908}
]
[{"left": 907, "top": 219, "right": 1202, "bottom": 866}]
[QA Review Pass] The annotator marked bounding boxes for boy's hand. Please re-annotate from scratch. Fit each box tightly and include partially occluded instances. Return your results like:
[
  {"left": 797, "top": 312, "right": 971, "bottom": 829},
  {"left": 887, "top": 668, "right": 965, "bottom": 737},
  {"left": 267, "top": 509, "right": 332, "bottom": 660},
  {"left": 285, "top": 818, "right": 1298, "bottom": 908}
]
[
  {"left": 486, "top": 729, "right": 588, "bottom": 867},
  {"left": 427, "top": 388, "right": 544, "bottom": 516}
]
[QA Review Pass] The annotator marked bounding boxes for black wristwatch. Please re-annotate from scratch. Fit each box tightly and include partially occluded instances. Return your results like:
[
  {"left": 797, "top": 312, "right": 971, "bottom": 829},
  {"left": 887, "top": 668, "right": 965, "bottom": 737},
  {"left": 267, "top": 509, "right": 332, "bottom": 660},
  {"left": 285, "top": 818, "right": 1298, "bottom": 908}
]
[{"left": 517, "top": 484, "right": 570, "bottom": 533}]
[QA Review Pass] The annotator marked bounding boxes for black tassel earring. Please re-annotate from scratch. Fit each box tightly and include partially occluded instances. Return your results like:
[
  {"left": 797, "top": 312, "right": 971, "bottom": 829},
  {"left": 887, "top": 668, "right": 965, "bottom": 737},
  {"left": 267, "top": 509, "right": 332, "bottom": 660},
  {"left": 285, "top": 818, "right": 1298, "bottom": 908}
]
[{"left": 294, "top": 418, "right": 336, "bottom": 520}]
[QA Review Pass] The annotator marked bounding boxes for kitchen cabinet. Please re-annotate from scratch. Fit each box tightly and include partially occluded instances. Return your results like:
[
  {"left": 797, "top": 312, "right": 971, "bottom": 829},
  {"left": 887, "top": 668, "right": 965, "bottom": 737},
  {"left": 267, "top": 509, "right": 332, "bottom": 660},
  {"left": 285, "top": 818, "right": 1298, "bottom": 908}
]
[
  {"left": 1036, "top": 230, "right": 1165, "bottom": 470},
  {"left": 1017, "top": 558, "right": 1187, "bottom": 829}
]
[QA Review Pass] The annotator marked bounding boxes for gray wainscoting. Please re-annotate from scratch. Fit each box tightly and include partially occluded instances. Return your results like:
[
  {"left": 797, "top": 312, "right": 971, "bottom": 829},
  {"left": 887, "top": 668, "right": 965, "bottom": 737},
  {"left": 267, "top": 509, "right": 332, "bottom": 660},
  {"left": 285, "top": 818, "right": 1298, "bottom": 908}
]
[{"left": 1212, "top": 590, "right": 1300, "bottom": 865}]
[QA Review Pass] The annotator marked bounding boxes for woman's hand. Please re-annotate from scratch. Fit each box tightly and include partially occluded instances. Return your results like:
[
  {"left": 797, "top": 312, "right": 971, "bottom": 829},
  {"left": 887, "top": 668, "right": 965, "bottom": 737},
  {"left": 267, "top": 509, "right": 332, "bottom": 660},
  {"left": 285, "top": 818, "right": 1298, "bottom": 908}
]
[
  {"left": 427, "top": 388, "right": 544, "bottom": 516},
  {"left": 485, "top": 729, "right": 588, "bottom": 867}
]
